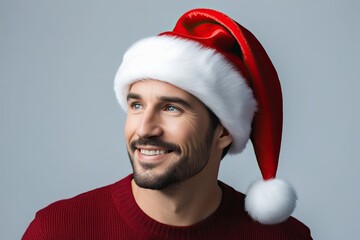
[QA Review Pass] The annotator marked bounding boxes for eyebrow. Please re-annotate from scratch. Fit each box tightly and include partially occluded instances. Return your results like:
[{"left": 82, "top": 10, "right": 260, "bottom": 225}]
[
  {"left": 159, "top": 96, "right": 192, "bottom": 108},
  {"left": 127, "top": 93, "right": 141, "bottom": 101},
  {"left": 127, "top": 93, "right": 192, "bottom": 109}
]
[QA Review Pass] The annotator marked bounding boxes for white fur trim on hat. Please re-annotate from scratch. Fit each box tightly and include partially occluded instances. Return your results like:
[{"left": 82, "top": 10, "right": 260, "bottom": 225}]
[
  {"left": 114, "top": 36, "right": 257, "bottom": 153},
  {"left": 244, "top": 179, "right": 297, "bottom": 224}
]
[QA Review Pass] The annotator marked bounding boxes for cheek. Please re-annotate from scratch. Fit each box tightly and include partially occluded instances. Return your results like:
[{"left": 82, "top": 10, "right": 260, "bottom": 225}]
[
  {"left": 124, "top": 115, "right": 138, "bottom": 141},
  {"left": 165, "top": 117, "right": 209, "bottom": 148}
]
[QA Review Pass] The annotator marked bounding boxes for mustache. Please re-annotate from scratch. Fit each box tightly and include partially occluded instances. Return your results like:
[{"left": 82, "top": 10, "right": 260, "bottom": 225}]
[{"left": 130, "top": 137, "right": 181, "bottom": 154}]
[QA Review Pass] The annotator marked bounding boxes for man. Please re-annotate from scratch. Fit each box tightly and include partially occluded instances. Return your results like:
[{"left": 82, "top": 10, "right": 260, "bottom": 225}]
[{"left": 23, "top": 8, "right": 312, "bottom": 239}]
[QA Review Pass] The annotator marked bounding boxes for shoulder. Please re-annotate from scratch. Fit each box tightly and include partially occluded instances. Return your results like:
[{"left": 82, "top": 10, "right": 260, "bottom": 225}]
[
  {"left": 31, "top": 176, "right": 129, "bottom": 228},
  {"left": 279, "top": 217, "right": 312, "bottom": 239},
  {"left": 39, "top": 182, "right": 114, "bottom": 214},
  {"left": 23, "top": 175, "right": 132, "bottom": 239},
  {"left": 37, "top": 175, "right": 132, "bottom": 216},
  {"left": 242, "top": 217, "right": 312, "bottom": 240},
  {"left": 219, "top": 181, "right": 312, "bottom": 240}
]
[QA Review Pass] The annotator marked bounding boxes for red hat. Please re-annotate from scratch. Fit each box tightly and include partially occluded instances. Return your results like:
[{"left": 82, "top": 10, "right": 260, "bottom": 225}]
[{"left": 114, "top": 8, "right": 297, "bottom": 224}]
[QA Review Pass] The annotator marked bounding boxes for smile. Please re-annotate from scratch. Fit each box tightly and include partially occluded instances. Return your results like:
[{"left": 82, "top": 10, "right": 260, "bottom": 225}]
[{"left": 139, "top": 149, "right": 169, "bottom": 156}]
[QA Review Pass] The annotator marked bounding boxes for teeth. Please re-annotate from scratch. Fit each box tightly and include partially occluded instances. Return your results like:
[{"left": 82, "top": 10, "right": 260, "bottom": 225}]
[{"left": 140, "top": 149, "right": 167, "bottom": 156}]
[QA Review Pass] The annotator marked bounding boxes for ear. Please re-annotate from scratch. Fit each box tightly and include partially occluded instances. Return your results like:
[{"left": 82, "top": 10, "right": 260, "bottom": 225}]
[{"left": 215, "top": 125, "right": 233, "bottom": 150}]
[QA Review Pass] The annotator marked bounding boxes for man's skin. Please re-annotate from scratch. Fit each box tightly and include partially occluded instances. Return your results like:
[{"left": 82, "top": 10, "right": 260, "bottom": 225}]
[{"left": 125, "top": 79, "right": 232, "bottom": 226}]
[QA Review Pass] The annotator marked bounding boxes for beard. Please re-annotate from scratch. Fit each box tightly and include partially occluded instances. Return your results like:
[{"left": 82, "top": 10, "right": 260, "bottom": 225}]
[{"left": 127, "top": 130, "right": 214, "bottom": 190}]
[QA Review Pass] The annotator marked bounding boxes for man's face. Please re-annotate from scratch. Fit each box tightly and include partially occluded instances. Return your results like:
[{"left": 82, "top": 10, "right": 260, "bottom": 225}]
[{"left": 125, "top": 79, "right": 216, "bottom": 190}]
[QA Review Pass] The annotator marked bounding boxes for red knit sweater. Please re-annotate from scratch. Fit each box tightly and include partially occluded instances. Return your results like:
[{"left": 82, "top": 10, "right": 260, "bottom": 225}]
[{"left": 23, "top": 175, "right": 312, "bottom": 239}]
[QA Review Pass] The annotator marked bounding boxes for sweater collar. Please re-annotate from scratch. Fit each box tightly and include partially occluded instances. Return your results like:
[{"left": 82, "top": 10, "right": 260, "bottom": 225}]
[{"left": 111, "top": 174, "right": 245, "bottom": 239}]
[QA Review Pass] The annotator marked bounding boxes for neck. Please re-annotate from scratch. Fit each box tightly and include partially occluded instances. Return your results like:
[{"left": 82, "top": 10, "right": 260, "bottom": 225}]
[{"left": 131, "top": 173, "right": 222, "bottom": 226}]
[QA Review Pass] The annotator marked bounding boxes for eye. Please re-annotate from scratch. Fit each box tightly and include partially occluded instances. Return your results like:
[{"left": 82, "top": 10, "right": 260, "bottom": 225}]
[
  {"left": 130, "top": 102, "right": 142, "bottom": 110},
  {"left": 164, "top": 105, "right": 181, "bottom": 112}
]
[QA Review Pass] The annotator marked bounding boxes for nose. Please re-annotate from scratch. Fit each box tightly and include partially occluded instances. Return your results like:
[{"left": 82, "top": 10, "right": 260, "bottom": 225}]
[{"left": 135, "top": 108, "right": 163, "bottom": 138}]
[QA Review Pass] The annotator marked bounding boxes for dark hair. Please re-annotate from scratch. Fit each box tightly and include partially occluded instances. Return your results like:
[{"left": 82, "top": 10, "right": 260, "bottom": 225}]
[{"left": 206, "top": 107, "right": 231, "bottom": 160}]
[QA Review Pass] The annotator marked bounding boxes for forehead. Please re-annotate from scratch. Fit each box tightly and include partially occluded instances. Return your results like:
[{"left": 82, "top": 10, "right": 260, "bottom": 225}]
[{"left": 128, "top": 79, "right": 201, "bottom": 104}]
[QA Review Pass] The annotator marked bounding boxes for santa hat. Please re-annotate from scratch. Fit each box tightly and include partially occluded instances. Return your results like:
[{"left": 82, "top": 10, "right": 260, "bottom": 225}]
[{"left": 114, "top": 8, "right": 297, "bottom": 224}]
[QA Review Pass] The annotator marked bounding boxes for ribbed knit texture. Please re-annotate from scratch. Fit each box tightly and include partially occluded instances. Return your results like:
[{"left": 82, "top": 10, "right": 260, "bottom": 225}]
[{"left": 23, "top": 175, "right": 312, "bottom": 239}]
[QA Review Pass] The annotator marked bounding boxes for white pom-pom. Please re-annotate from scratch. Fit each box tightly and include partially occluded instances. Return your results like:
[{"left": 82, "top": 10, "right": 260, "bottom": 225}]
[{"left": 245, "top": 178, "right": 297, "bottom": 224}]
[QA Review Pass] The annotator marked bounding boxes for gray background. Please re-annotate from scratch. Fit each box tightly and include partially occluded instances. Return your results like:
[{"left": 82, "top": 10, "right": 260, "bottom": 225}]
[{"left": 1, "top": 0, "right": 359, "bottom": 239}]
